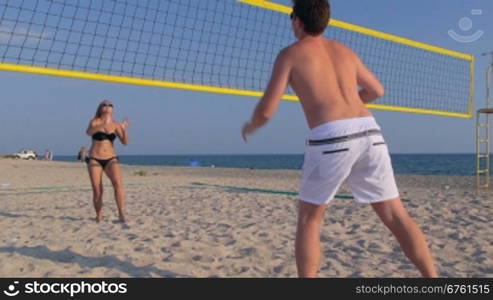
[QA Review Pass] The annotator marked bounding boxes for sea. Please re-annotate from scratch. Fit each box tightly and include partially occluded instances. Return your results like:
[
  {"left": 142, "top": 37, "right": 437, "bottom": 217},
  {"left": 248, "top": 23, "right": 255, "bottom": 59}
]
[{"left": 54, "top": 154, "right": 490, "bottom": 176}]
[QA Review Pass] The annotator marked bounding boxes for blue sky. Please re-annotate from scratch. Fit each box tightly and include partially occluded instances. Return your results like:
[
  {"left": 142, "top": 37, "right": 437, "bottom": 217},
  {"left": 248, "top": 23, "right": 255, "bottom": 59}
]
[{"left": 0, "top": 0, "right": 492, "bottom": 155}]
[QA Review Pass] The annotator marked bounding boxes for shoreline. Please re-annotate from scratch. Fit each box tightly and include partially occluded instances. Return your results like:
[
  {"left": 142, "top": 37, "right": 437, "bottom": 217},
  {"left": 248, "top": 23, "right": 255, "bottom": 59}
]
[{"left": 2, "top": 156, "right": 483, "bottom": 176}]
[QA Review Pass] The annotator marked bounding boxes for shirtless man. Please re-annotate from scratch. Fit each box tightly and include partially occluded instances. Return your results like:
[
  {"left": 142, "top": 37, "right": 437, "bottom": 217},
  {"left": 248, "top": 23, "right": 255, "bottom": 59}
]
[{"left": 242, "top": 0, "right": 437, "bottom": 278}]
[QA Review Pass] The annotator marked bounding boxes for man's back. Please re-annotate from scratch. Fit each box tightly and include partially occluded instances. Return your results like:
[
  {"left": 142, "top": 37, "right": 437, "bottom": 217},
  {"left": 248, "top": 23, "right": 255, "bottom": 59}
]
[
  {"left": 242, "top": 0, "right": 437, "bottom": 278},
  {"left": 286, "top": 37, "right": 383, "bottom": 129}
]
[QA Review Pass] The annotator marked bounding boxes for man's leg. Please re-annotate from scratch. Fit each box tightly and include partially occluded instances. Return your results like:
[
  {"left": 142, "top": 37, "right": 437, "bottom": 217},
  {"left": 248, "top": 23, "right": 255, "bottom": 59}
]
[
  {"left": 295, "top": 200, "right": 328, "bottom": 277},
  {"left": 371, "top": 197, "right": 438, "bottom": 277}
]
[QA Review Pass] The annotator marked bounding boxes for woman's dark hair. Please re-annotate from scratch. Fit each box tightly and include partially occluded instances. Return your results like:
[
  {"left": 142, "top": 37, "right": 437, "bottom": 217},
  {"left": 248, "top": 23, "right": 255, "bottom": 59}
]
[{"left": 292, "top": 0, "right": 330, "bottom": 36}]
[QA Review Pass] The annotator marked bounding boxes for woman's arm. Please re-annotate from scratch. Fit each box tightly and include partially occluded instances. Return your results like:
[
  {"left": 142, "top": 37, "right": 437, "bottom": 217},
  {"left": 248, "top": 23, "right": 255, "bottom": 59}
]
[
  {"left": 116, "top": 119, "right": 129, "bottom": 145},
  {"left": 86, "top": 119, "right": 100, "bottom": 136}
]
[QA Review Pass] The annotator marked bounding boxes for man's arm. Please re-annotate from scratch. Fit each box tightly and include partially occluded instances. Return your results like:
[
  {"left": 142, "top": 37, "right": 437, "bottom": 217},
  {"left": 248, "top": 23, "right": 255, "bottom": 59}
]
[
  {"left": 354, "top": 52, "right": 384, "bottom": 103},
  {"left": 242, "top": 49, "right": 291, "bottom": 141}
]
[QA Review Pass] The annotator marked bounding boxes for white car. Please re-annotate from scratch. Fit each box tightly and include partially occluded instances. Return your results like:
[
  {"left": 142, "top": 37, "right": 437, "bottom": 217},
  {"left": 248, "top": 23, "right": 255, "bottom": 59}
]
[{"left": 14, "top": 149, "right": 37, "bottom": 160}]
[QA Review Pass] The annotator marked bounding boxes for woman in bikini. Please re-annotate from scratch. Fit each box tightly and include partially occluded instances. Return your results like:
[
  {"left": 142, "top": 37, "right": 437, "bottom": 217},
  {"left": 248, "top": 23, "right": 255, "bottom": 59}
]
[{"left": 86, "top": 99, "right": 129, "bottom": 223}]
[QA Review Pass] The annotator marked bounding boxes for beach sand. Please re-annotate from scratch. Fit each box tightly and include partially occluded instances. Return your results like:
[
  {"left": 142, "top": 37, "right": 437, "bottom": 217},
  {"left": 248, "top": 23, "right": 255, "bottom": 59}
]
[{"left": 0, "top": 158, "right": 491, "bottom": 278}]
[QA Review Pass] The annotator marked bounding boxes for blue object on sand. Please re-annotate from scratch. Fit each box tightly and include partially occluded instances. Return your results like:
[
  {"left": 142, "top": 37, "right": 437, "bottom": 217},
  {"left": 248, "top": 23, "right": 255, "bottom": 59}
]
[{"left": 189, "top": 159, "right": 202, "bottom": 167}]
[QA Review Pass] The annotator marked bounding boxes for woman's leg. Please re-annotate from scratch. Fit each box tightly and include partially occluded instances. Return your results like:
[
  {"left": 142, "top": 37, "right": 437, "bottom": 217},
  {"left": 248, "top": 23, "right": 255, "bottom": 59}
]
[
  {"left": 104, "top": 159, "right": 126, "bottom": 222},
  {"left": 87, "top": 160, "right": 104, "bottom": 222}
]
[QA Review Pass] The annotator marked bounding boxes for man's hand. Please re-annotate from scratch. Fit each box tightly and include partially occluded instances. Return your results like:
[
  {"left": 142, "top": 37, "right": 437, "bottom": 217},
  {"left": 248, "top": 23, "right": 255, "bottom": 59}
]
[
  {"left": 242, "top": 122, "right": 256, "bottom": 142},
  {"left": 240, "top": 49, "right": 289, "bottom": 143}
]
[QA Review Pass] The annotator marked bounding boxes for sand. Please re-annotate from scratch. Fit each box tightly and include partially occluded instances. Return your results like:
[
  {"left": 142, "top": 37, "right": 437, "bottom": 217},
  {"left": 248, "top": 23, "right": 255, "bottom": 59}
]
[{"left": 0, "top": 158, "right": 491, "bottom": 277}]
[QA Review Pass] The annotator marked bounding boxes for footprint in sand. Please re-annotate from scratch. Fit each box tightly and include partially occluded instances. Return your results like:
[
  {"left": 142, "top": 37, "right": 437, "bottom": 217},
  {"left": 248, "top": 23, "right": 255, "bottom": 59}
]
[
  {"left": 126, "top": 234, "right": 138, "bottom": 241},
  {"left": 225, "top": 240, "right": 236, "bottom": 246},
  {"left": 239, "top": 247, "right": 257, "bottom": 257},
  {"left": 236, "top": 266, "right": 249, "bottom": 273},
  {"left": 162, "top": 254, "right": 173, "bottom": 262},
  {"left": 273, "top": 265, "right": 284, "bottom": 274},
  {"left": 192, "top": 255, "right": 202, "bottom": 261},
  {"left": 346, "top": 224, "right": 361, "bottom": 234}
]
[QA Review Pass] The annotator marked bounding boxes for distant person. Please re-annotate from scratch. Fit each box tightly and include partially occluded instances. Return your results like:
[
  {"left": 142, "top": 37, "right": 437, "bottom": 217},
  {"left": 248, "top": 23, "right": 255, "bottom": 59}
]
[
  {"left": 77, "top": 146, "right": 87, "bottom": 162},
  {"left": 43, "top": 149, "right": 50, "bottom": 161},
  {"left": 86, "top": 99, "right": 129, "bottom": 223},
  {"left": 48, "top": 150, "right": 54, "bottom": 161},
  {"left": 241, "top": 0, "right": 437, "bottom": 277}
]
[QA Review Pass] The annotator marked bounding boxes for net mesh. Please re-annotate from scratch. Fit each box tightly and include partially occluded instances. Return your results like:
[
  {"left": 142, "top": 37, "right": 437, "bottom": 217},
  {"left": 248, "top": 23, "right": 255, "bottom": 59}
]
[{"left": 0, "top": 0, "right": 473, "bottom": 116}]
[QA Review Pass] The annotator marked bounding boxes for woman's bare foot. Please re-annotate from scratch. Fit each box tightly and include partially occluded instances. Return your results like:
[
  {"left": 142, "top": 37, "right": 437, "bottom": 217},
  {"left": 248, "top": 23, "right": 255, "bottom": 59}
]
[{"left": 95, "top": 213, "right": 103, "bottom": 222}]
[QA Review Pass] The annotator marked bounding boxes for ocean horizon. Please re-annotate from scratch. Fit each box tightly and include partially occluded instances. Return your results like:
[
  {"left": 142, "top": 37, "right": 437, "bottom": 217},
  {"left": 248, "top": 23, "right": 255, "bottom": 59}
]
[{"left": 52, "top": 153, "right": 490, "bottom": 176}]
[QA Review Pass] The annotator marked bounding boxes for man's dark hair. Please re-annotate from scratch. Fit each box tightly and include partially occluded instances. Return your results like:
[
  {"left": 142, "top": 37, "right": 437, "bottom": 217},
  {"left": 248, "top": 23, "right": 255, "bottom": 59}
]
[{"left": 292, "top": 0, "right": 330, "bottom": 36}]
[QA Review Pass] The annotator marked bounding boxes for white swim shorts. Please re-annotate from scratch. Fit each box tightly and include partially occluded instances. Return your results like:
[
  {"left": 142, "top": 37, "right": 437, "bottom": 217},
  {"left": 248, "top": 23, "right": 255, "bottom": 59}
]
[{"left": 299, "top": 116, "right": 399, "bottom": 205}]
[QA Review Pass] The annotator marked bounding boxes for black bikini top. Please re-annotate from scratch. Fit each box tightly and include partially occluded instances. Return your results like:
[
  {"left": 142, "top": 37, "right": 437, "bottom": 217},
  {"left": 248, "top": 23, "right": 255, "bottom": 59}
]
[{"left": 92, "top": 131, "right": 116, "bottom": 143}]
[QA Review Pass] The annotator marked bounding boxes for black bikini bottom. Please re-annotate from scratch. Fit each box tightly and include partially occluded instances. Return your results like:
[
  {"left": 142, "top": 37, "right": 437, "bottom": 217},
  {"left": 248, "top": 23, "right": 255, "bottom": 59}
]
[{"left": 85, "top": 156, "right": 119, "bottom": 169}]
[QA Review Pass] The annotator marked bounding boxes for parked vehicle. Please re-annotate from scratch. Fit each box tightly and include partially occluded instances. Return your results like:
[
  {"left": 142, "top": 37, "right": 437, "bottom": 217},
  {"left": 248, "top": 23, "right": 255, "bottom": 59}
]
[{"left": 13, "top": 149, "right": 37, "bottom": 160}]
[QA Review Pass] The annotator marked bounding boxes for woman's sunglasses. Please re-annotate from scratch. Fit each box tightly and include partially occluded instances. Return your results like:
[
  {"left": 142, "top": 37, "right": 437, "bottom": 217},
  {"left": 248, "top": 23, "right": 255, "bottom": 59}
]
[{"left": 102, "top": 104, "right": 113, "bottom": 107}]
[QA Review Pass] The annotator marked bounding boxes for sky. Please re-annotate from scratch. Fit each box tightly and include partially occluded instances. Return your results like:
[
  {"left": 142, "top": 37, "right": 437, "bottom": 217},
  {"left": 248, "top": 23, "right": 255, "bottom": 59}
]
[{"left": 0, "top": 0, "right": 492, "bottom": 156}]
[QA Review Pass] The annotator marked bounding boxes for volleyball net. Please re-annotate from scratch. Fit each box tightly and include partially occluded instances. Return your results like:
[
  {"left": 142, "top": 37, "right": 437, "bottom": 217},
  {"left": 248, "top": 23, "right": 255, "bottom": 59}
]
[{"left": 0, "top": 0, "right": 474, "bottom": 118}]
